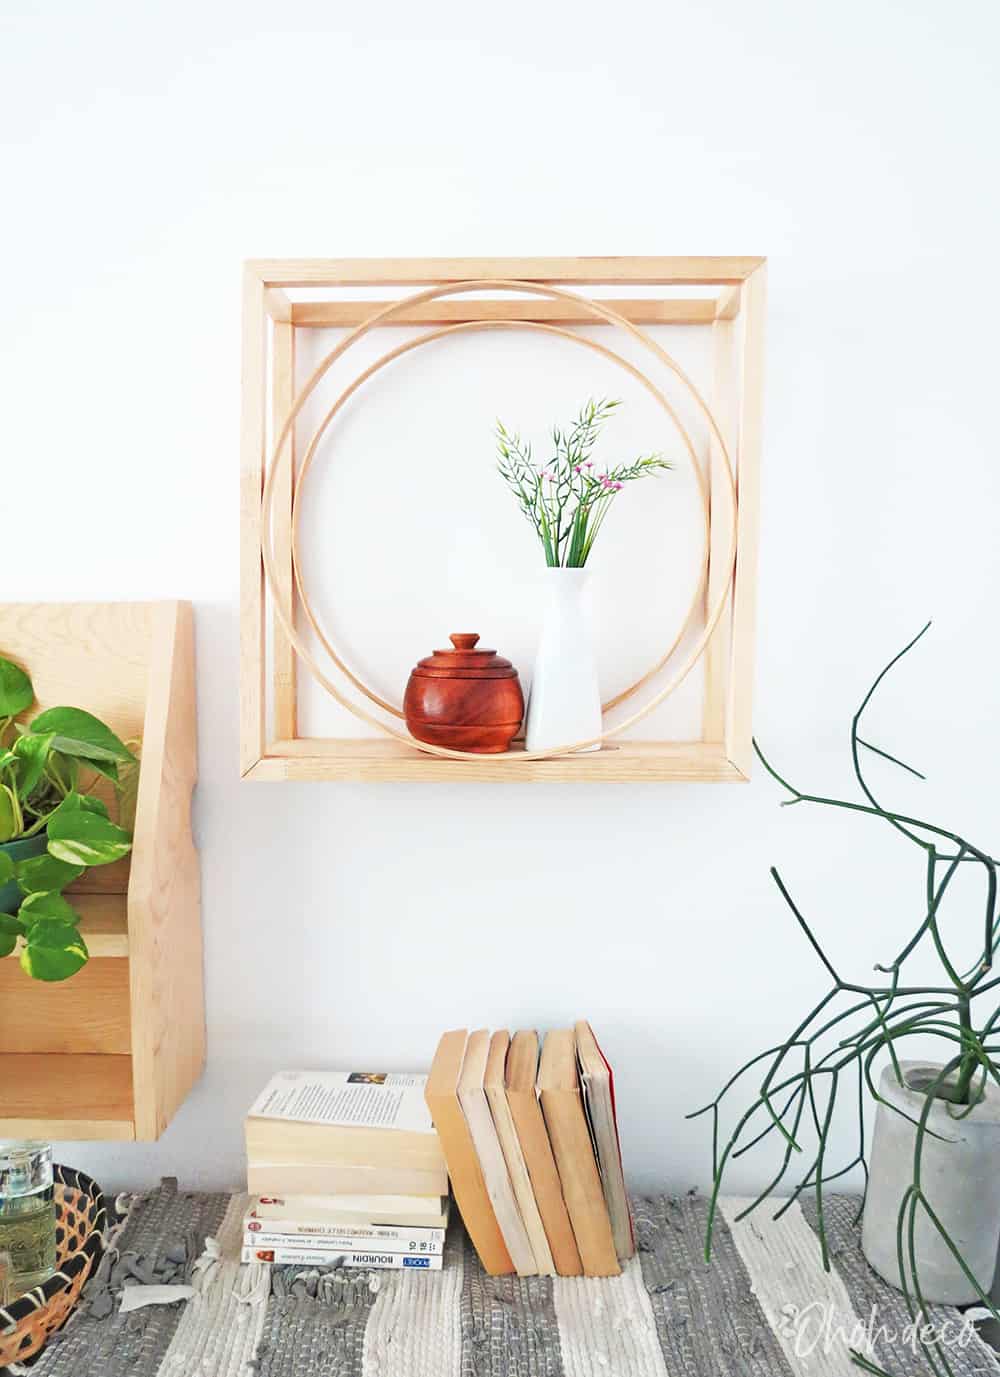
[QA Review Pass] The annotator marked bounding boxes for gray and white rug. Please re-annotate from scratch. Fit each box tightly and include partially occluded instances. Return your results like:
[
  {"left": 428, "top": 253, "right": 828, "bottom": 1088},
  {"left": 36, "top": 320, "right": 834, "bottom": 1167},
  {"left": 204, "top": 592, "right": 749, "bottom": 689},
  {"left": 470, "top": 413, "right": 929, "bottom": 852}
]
[{"left": 10, "top": 1180, "right": 999, "bottom": 1377}]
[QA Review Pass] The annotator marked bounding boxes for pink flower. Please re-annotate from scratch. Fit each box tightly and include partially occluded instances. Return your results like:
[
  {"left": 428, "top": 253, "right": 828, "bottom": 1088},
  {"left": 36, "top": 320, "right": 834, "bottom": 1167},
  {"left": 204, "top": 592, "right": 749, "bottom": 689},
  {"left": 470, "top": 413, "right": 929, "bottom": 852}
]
[{"left": 614, "top": 481, "right": 623, "bottom": 490}]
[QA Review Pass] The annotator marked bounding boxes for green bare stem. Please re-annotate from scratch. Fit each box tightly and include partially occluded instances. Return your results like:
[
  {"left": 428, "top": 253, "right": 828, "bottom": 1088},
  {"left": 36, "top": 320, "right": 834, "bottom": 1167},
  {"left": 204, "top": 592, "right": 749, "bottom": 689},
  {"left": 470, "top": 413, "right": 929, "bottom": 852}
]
[
  {"left": 692, "top": 626, "right": 1000, "bottom": 1376},
  {"left": 496, "top": 398, "right": 672, "bottom": 567}
]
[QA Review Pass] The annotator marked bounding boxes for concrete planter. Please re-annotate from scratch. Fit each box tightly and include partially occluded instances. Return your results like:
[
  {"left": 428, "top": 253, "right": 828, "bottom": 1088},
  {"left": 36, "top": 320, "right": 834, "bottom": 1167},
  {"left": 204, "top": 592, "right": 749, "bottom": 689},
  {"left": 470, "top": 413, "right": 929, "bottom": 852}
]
[{"left": 862, "top": 1059, "right": 1000, "bottom": 1303}]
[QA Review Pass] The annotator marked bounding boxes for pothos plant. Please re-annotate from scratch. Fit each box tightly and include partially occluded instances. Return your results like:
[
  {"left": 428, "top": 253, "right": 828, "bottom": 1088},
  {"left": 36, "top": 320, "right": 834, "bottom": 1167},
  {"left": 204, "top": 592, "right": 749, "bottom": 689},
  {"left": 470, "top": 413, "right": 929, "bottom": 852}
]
[
  {"left": 0, "top": 653, "right": 137, "bottom": 982},
  {"left": 690, "top": 624, "right": 1000, "bottom": 1377},
  {"left": 496, "top": 398, "right": 672, "bottom": 567}
]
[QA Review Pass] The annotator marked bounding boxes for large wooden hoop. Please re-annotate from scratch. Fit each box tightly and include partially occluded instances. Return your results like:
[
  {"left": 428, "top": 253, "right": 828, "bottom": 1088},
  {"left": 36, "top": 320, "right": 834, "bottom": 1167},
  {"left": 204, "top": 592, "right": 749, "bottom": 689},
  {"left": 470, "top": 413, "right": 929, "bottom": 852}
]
[
  {"left": 289, "top": 319, "right": 711, "bottom": 720},
  {"left": 260, "top": 279, "right": 739, "bottom": 760}
]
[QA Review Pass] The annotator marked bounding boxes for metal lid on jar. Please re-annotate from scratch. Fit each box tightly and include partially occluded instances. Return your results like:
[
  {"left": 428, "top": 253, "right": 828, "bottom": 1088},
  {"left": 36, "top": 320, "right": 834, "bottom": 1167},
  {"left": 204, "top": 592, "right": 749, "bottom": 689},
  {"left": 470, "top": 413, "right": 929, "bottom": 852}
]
[{"left": 410, "top": 633, "right": 519, "bottom": 680}]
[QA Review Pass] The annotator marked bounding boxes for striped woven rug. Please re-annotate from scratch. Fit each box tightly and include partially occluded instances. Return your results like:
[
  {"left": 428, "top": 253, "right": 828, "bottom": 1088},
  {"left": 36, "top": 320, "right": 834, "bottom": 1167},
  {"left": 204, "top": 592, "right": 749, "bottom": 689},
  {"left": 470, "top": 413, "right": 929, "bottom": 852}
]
[{"left": 14, "top": 1180, "right": 999, "bottom": 1377}]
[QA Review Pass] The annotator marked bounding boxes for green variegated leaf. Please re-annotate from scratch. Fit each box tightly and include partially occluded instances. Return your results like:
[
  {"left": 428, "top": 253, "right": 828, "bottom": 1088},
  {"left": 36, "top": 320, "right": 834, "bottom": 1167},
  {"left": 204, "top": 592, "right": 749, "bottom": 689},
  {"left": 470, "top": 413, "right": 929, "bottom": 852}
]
[
  {"left": 15, "top": 853, "right": 83, "bottom": 896},
  {"left": 0, "top": 911, "right": 27, "bottom": 961},
  {"left": 19, "top": 891, "right": 80, "bottom": 925},
  {"left": 21, "top": 916, "right": 82, "bottom": 947},
  {"left": 12, "top": 731, "right": 54, "bottom": 796},
  {"left": 0, "top": 786, "right": 19, "bottom": 842},
  {"left": 0, "top": 657, "right": 33, "bottom": 716},
  {"left": 83, "top": 756, "right": 119, "bottom": 784},
  {"left": 48, "top": 791, "right": 109, "bottom": 822},
  {"left": 29, "top": 707, "right": 137, "bottom": 765},
  {"left": 0, "top": 852, "right": 14, "bottom": 886},
  {"left": 0, "top": 912, "right": 26, "bottom": 940},
  {"left": 118, "top": 750, "right": 141, "bottom": 832},
  {"left": 47, "top": 750, "right": 79, "bottom": 793},
  {"left": 46, "top": 796, "right": 132, "bottom": 867},
  {"left": 20, "top": 922, "right": 89, "bottom": 981}
]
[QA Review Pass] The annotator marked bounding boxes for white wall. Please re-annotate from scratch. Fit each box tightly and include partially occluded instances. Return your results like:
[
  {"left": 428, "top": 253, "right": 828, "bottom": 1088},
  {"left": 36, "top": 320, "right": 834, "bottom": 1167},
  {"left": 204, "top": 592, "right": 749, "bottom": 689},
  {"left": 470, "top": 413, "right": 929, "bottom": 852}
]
[{"left": 2, "top": 0, "right": 999, "bottom": 1196}]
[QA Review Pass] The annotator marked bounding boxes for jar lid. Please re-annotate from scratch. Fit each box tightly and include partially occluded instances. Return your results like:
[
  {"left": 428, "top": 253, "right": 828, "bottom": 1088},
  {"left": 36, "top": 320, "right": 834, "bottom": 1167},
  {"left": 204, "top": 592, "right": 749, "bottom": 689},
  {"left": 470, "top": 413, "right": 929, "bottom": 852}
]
[{"left": 410, "top": 633, "right": 519, "bottom": 680}]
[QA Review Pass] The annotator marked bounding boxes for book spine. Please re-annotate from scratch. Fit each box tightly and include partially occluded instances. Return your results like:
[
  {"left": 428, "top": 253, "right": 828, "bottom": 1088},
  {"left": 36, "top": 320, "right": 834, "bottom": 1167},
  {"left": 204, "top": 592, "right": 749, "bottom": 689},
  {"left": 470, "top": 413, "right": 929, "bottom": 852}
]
[
  {"left": 245, "top": 1218, "right": 445, "bottom": 1245},
  {"left": 243, "top": 1229, "right": 444, "bottom": 1256},
  {"left": 241, "top": 1245, "right": 442, "bottom": 1270}
]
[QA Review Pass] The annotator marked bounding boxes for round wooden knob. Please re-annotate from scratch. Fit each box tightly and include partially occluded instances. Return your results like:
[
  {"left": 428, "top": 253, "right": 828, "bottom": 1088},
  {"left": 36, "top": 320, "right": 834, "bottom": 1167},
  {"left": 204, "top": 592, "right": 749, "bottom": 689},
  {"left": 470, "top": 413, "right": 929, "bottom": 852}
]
[{"left": 449, "top": 633, "right": 480, "bottom": 650}]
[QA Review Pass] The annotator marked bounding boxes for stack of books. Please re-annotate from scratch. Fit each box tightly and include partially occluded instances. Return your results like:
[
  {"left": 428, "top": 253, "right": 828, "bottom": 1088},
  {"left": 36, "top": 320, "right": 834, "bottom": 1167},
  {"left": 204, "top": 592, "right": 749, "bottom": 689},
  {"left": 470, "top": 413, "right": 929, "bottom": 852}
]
[
  {"left": 425, "top": 1020, "right": 632, "bottom": 1277},
  {"left": 243, "top": 1069, "right": 449, "bottom": 1270}
]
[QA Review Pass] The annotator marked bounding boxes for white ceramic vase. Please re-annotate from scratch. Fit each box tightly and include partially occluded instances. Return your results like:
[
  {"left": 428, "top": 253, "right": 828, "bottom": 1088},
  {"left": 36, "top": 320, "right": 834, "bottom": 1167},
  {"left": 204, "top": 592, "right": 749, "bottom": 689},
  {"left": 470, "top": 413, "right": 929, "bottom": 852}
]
[
  {"left": 524, "top": 568, "right": 602, "bottom": 754},
  {"left": 861, "top": 1060, "right": 1000, "bottom": 1303}
]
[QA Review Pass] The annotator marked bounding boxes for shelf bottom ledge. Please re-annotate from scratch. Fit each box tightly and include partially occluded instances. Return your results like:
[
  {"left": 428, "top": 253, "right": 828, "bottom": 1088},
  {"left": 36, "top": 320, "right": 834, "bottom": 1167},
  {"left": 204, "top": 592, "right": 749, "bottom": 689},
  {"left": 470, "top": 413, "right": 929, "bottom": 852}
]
[
  {"left": 248, "top": 738, "right": 747, "bottom": 783},
  {"left": 0, "top": 1053, "right": 136, "bottom": 1140}
]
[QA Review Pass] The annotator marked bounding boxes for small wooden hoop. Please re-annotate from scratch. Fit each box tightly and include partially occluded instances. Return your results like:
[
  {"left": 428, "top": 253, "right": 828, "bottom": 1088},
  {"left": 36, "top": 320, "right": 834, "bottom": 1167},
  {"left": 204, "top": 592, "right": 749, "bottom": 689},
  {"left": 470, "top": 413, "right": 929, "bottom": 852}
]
[
  {"left": 289, "top": 319, "right": 711, "bottom": 720},
  {"left": 260, "top": 279, "right": 739, "bottom": 760}
]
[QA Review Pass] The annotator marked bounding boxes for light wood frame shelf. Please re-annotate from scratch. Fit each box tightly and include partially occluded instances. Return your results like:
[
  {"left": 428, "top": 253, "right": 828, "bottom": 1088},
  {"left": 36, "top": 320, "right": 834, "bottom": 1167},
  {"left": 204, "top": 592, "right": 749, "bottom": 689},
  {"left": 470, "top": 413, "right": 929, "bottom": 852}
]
[
  {"left": 241, "top": 257, "right": 766, "bottom": 783},
  {"left": 0, "top": 602, "right": 204, "bottom": 1140}
]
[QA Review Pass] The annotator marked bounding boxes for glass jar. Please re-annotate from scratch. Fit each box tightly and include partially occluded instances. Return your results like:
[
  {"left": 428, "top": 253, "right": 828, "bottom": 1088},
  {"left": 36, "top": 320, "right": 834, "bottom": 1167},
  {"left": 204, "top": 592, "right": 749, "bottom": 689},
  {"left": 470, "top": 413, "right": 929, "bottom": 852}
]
[{"left": 0, "top": 1142, "right": 56, "bottom": 1297}]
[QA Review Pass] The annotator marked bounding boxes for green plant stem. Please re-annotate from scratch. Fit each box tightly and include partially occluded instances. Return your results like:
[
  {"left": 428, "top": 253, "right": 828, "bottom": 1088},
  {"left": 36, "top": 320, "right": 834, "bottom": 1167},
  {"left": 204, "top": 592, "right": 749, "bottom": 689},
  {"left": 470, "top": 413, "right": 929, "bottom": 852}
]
[
  {"left": 496, "top": 398, "right": 671, "bottom": 567},
  {"left": 755, "top": 744, "right": 998, "bottom": 984},
  {"left": 694, "top": 626, "right": 1000, "bottom": 1376},
  {"left": 953, "top": 995, "right": 977, "bottom": 1104}
]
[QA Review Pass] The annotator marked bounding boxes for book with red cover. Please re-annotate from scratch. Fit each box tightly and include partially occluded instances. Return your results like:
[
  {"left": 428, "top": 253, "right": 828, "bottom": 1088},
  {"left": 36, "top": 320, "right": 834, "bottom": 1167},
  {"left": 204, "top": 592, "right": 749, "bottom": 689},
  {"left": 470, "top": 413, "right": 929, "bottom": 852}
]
[{"left": 575, "top": 1020, "right": 634, "bottom": 1260}]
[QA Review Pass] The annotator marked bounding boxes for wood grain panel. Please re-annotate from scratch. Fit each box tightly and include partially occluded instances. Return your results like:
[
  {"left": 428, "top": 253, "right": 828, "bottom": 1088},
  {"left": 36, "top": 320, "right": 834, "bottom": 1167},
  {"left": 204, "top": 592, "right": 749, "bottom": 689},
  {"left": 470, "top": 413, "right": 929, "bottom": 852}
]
[
  {"left": 241, "top": 268, "right": 268, "bottom": 773},
  {"left": 724, "top": 265, "right": 766, "bottom": 776},
  {"left": 271, "top": 319, "right": 297, "bottom": 739},
  {"left": 128, "top": 602, "right": 204, "bottom": 1140},
  {"left": 248, "top": 256, "right": 766, "bottom": 287},
  {"left": 289, "top": 298, "right": 719, "bottom": 327},
  {"left": 73, "top": 893, "right": 129, "bottom": 957},
  {"left": 703, "top": 304, "right": 740, "bottom": 742},
  {"left": 0, "top": 1055, "right": 135, "bottom": 1140},
  {"left": 0, "top": 602, "right": 150, "bottom": 744},
  {"left": 251, "top": 738, "right": 745, "bottom": 783},
  {"left": 0, "top": 959, "right": 130, "bottom": 1053}
]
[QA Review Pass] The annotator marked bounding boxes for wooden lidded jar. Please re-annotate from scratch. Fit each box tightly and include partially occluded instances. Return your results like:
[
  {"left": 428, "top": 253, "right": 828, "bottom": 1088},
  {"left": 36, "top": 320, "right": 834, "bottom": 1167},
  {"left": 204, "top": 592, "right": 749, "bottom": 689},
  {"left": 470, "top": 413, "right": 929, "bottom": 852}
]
[{"left": 404, "top": 633, "right": 524, "bottom": 754}]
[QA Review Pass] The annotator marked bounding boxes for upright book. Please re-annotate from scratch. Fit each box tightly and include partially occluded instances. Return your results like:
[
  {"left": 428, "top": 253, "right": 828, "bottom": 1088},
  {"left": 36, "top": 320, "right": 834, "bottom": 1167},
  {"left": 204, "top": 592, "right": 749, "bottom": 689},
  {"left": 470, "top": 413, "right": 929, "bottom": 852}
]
[
  {"left": 425, "top": 1029, "right": 514, "bottom": 1276},
  {"left": 505, "top": 1030, "right": 583, "bottom": 1276},
  {"left": 458, "top": 1029, "right": 537, "bottom": 1276},
  {"left": 575, "top": 1020, "right": 634, "bottom": 1261},
  {"left": 538, "top": 1029, "right": 619, "bottom": 1276},
  {"left": 484, "top": 1030, "right": 556, "bottom": 1275}
]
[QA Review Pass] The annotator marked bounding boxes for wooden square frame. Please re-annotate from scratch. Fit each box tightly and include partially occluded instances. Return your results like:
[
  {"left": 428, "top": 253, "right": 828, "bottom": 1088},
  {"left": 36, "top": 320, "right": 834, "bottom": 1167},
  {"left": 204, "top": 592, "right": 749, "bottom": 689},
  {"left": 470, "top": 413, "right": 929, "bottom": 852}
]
[{"left": 240, "top": 256, "right": 766, "bottom": 782}]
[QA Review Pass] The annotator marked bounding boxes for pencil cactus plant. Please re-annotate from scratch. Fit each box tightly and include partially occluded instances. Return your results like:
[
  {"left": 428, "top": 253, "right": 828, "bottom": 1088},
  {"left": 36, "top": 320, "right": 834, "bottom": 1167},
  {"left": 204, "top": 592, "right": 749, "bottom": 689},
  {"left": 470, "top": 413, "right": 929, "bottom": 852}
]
[{"left": 691, "top": 624, "right": 1000, "bottom": 1376}]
